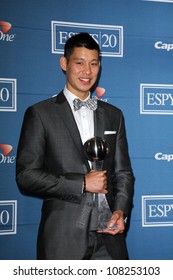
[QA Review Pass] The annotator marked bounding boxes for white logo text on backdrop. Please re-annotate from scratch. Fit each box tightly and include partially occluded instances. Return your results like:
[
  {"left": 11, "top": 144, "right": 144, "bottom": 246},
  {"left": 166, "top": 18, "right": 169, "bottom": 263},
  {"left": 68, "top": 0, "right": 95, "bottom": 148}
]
[{"left": 51, "top": 21, "right": 123, "bottom": 57}]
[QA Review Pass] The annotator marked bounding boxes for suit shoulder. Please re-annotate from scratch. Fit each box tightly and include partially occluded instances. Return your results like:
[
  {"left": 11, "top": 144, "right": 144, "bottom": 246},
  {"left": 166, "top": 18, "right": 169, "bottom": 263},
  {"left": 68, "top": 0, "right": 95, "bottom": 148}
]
[
  {"left": 32, "top": 96, "right": 57, "bottom": 109},
  {"left": 26, "top": 92, "right": 63, "bottom": 114},
  {"left": 98, "top": 99, "right": 122, "bottom": 115}
]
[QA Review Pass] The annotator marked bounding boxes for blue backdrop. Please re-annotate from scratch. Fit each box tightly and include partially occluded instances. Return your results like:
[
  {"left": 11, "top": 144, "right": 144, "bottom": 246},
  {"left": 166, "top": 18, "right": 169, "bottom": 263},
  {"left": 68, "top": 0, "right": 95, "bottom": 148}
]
[{"left": 1, "top": 0, "right": 173, "bottom": 260}]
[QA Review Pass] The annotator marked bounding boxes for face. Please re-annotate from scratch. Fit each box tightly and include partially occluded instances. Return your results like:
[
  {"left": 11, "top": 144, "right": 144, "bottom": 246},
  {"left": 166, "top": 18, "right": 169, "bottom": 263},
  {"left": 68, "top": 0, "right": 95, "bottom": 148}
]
[{"left": 60, "top": 47, "right": 100, "bottom": 99}]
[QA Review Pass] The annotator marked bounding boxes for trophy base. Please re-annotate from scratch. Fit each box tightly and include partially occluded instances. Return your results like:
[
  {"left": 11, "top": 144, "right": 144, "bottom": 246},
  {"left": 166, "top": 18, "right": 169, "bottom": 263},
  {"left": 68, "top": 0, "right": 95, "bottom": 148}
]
[
  {"left": 97, "top": 206, "right": 118, "bottom": 231},
  {"left": 97, "top": 224, "right": 118, "bottom": 231}
]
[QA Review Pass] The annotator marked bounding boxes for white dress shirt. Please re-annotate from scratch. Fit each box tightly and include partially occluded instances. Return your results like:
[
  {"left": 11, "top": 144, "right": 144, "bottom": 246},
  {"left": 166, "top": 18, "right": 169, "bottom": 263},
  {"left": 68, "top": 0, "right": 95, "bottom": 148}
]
[{"left": 63, "top": 86, "right": 94, "bottom": 144}]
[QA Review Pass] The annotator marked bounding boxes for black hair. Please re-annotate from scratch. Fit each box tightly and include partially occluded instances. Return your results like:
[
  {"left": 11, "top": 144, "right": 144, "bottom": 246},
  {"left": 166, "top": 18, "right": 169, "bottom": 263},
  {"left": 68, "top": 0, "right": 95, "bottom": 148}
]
[{"left": 64, "top": 32, "right": 100, "bottom": 60}]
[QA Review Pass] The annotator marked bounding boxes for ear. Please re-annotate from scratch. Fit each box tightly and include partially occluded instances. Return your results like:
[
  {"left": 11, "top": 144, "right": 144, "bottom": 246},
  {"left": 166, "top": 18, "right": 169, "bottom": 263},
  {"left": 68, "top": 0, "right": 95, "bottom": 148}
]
[{"left": 60, "top": 56, "right": 67, "bottom": 71}]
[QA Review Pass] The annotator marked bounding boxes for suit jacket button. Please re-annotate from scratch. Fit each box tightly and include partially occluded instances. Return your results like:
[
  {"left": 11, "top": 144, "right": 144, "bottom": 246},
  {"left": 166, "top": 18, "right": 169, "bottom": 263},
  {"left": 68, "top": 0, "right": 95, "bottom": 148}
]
[{"left": 87, "top": 202, "right": 93, "bottom": 207}]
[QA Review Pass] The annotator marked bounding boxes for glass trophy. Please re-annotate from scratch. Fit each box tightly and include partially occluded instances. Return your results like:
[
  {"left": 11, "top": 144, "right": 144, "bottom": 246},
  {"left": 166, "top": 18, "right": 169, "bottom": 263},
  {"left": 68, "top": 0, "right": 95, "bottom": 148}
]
[{"left": 84, "top": 136, "right": 117, "bottom": 230}]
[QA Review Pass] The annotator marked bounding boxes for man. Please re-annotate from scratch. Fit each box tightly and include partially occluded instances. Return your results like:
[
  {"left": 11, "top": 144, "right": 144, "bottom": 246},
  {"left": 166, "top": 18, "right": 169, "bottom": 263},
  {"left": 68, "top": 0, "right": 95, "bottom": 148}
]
[{"left": 16, "top": 33, "right": 134, "bottom": 260}]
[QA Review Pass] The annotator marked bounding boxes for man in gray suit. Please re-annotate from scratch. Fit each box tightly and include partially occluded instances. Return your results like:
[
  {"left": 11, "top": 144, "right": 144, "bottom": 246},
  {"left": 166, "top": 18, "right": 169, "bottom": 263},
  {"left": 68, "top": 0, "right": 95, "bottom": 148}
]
[{"left": 16, "top": 33, "right": 134, "bottom": 260}]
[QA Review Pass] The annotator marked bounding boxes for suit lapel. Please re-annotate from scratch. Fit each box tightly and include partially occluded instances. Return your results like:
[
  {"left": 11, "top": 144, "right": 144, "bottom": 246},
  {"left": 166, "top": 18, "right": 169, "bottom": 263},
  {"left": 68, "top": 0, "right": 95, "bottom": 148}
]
[
  {"left": 94, "top": 102, "right": 105, "bottom": 137},
  {"left": 55, "top": 92, "right": 90, "bottom": 170},
  {"left": 94, "top": 103, "right": 108, "bottom": 171}
]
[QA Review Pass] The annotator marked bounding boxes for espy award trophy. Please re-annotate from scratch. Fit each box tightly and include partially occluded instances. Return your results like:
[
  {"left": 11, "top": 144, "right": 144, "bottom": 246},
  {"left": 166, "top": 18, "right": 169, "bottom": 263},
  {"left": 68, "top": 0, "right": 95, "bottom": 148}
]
[{"left": 84, "top": 136, "right": 117, "bottom": 230}]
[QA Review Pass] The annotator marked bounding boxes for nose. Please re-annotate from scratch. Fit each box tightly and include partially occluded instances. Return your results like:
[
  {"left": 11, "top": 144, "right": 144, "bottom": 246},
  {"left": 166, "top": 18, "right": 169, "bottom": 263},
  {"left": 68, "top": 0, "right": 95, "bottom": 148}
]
[{"left": 83, "top": 64, "right": 91, "bottom": 75}]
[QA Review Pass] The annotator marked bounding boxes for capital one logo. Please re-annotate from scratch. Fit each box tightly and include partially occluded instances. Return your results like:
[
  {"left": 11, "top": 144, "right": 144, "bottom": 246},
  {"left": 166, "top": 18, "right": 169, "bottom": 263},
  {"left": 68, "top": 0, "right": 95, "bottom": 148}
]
[
  {"left": 155, "top": 152, "right": 173, "bottom": 162},
  {"left": 0, "top": 21, "right": 15, "bottom": 42},
  {"left": 142, "top": 195, "right": 173, "bottom": 227},
  {"left": 51, "top": 21, "right": 123, "bottom": 57},
  {"left": 155, "top": 41, "right": 173, "bottom": 52},
  {"left": 0, "top": 78, "right": 17, "bottom": 111},
  {"left": 0, "top": 144, "right": 16, "bottom": 164},
  {"left": 0, "top": 200, "right": 17, "bottom": 235},
  {"left": 140, "top": 83, "right": 173, "bottom": 114}
]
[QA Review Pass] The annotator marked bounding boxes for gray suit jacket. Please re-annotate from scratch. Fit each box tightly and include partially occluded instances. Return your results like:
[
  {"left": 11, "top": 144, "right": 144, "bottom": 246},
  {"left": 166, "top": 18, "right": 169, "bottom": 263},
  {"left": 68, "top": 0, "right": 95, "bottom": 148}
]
[{"left": 16, "top": 91, "right": 134, "bottom": 259}]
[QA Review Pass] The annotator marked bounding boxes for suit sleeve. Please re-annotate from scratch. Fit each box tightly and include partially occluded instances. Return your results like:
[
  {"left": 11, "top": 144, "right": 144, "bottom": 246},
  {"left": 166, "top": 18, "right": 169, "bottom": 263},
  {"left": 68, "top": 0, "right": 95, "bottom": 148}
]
[
  {"left": 16, "top": 106, "right": 84, "bottom": 203},
  {"left": 112, "top": 112, "right": 135, "bottom": 217}
]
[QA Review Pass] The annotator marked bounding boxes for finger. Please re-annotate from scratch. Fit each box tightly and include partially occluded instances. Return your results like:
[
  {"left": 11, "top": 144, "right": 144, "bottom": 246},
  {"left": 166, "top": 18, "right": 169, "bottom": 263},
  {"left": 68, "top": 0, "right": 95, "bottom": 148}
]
[{"left": 97, "top": 228, "right": 119, "bottom": 235}]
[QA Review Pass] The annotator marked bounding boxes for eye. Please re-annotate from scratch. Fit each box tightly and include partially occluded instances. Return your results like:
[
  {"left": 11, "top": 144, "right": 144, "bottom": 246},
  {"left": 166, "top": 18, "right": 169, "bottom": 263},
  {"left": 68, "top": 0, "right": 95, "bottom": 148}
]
[
  {"left": 91, "top": 62, "right": 98, "bottom": 66},
  {"left": 76, "top": 61, "right": 83, "bottom": 65}
]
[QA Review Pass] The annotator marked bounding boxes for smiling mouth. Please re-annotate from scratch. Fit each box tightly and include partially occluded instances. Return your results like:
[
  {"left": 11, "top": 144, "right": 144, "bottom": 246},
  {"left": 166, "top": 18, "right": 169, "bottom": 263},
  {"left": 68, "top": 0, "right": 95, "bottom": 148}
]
[{"left": 79, "top": 78, "right": 91, "bottom": 84}]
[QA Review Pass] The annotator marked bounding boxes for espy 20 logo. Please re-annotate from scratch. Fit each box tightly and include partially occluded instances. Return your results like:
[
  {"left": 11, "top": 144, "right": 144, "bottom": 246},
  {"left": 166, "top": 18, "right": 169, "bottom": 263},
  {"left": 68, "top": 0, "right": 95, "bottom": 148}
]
[
  {"left": 0, "top": 21, "right": 15, "bottom": 42},
  {"left": 0, "top": 144, "right": 16, "bottom": 164}
]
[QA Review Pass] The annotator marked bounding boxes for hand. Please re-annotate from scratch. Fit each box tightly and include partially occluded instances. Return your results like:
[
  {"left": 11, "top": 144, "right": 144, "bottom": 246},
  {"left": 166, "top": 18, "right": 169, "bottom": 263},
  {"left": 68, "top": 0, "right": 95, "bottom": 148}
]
[
  {"left": 85, "top": 170, "right": 107, "bottom": 194},
  {"left": 97, "top": 210, "right": 125, "bottom": 235}
]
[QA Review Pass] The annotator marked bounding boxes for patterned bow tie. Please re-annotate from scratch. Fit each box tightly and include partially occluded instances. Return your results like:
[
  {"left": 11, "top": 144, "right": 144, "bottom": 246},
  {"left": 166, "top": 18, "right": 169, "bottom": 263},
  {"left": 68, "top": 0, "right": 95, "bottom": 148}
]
[{"left": 73, "top": 96, "right": 98, "bottom": 111}]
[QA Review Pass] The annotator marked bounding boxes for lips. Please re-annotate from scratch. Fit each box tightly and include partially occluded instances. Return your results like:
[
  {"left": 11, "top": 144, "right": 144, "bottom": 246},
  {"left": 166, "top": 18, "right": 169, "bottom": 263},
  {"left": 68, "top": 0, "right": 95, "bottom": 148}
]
[{"left": 79, "top": 78, "right": 91, "bottom": 85}]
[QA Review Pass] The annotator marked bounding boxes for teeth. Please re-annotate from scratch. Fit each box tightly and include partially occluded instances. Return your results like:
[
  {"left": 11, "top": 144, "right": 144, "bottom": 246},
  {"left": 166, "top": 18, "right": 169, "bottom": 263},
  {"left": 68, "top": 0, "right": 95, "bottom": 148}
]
[{"left": 80, "top": 78, "right": 90, "bottom": 82}]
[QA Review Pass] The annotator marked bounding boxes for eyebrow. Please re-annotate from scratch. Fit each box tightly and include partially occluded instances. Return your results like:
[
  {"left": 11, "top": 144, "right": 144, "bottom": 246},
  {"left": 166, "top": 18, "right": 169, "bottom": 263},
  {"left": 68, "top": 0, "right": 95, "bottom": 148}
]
[{"left": 73, "top": 57, "right": 99, "bottom": 62}]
